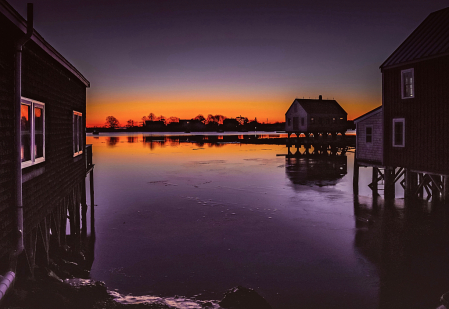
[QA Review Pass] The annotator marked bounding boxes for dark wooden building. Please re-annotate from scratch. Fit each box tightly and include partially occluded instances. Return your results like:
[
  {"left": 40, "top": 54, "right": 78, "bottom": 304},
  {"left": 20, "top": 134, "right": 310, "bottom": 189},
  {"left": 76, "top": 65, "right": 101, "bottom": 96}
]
[
  {"left": 381, "top": 7, "right": 449, "bottom": 176},
  {"left": 353, "top": 7, "right": 449, "bottom": 201},
  {"left": 0, "top": 0, "right": 92, "bottom": 295},
  {"left": 285, "top": 96, "right": 347, "bottom": 136}
]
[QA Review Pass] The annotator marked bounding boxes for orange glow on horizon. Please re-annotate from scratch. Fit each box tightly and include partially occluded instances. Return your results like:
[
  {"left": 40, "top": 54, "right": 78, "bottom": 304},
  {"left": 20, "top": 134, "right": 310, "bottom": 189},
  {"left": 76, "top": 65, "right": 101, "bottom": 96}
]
[{"left": 86, "top": 94, "right": 381, "bottom": 127}]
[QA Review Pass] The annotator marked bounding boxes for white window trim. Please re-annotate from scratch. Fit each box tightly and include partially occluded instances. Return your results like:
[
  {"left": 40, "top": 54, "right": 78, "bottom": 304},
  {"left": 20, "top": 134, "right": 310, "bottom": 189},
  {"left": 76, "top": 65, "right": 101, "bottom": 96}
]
[
  {"left": 392, "top": 118, "right": 405, "bottom": 147},
  {"left": 365, "top": 125, "right": 373, "bottom": 144},
  {"left": 21, "top": 97, "right": 45, "bottom": 168},
  {"left": 73, "top": 111, "right": 83, "bottom": 157},
  {"left": 401, "top": 68, "right": 414, "bottom": 99}
]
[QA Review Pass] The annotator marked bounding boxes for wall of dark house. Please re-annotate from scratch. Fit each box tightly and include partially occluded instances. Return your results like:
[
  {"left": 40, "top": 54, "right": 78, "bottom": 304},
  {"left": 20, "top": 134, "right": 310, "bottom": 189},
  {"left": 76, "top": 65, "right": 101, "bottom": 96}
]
[
  {"left": 0, "top": 12, "right": 87, "bottom": 260},
  {"left": 382, "top": 56, "right": 449, "bottom": 175},
  {"left": 0, "top": 12, "right": 20, "bottom": 259}
]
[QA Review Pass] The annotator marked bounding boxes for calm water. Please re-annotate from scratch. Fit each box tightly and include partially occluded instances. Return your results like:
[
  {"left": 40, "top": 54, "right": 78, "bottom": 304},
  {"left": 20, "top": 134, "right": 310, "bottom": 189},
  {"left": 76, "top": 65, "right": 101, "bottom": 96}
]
[{"left": 86, "top": 133, "right": 449, "bottom": 309}]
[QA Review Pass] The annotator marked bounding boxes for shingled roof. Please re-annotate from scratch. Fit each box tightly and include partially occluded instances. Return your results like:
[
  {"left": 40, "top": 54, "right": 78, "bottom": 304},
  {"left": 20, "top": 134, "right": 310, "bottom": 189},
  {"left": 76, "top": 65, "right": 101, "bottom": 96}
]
[
  {"left": 288, "top": 98, "right": 347, "bottom": 115},
  {"left": 380, "top": 7, "right": 449, "bottom": 70}
]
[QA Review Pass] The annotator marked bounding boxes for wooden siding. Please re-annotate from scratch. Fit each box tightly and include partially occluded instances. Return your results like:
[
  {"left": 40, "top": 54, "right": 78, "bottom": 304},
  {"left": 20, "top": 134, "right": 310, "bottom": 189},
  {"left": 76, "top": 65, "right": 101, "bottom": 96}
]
[
  {"left": 0, "top": 13, "right": 87, "bottom": 259},
  {"left": 383, "top": 56, "right": 449, "bottom": 175},
  {"left": 356, "top": 110, "right": 383, "bottom": 164},
  {"left": 0, "top": 12, "right": 19, "bottom": 256}
]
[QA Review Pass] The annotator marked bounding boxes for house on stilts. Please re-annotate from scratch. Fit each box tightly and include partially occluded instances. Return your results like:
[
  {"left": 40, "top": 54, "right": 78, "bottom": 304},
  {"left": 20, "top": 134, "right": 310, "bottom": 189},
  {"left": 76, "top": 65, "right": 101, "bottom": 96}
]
[
  {"left": 354, "top": 6, "right": 449, "bottom": 201},
  {"left": 0, "top": 0, "right": 94, "bottom": 300},
  {"left": 285, "top": 96, "right": 348, "bottom": 138}
]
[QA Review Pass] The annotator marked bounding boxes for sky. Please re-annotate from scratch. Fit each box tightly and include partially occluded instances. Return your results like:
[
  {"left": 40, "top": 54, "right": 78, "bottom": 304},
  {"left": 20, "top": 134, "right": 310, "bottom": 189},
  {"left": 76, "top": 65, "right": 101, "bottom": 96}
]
[{"left": 12, "top": 0, "right": 449, "bottom": 126}]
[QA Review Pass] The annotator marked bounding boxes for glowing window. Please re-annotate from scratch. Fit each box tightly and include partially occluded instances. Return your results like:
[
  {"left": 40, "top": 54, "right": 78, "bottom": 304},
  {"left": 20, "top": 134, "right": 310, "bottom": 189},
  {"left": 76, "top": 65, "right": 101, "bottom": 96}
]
[
  {"left": 21, "top": 98, "right": 45, "bottom": 168},
  {"left": 73, "top": 111, "right": 83, "bottom": 156}
]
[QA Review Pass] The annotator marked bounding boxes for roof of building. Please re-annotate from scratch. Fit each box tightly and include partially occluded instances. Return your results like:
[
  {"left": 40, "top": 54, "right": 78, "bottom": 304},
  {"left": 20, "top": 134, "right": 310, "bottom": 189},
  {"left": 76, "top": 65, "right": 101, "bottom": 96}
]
[
  {"left": 353, "top": 106, "right": 382, "bottom": 123},
  {"left": 380, "top": 7, "right": 449, "bottom": 70},
  {"left": 287, "top": 98, "right": 347, "bottom": 115},
  {"left": 0, "top": 0, "right": 90, "bottom": 87}
]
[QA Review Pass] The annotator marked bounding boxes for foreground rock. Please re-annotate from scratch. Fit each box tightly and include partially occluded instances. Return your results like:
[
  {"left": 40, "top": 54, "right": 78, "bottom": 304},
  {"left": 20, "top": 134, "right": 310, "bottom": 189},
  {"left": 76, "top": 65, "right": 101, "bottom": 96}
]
[{"left": 219, "top": 286, "right": 272, "bottom": 309}]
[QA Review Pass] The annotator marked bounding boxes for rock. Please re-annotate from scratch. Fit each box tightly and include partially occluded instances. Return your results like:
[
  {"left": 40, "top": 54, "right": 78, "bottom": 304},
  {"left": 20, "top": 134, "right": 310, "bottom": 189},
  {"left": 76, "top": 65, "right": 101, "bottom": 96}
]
[{"left": 219, "top": 286, "right": 272, "bottom": 309}]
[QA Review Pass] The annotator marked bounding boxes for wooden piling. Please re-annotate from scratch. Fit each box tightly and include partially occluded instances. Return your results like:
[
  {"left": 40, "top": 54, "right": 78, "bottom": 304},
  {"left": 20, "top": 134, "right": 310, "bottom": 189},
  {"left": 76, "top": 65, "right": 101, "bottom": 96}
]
[
  {"left": 443, "top": 176, "right": 449, "bottom": 202},
  {"left": 384, "top": 167, "right": 395, "bottom": 199},
  {"left": 90, "top": 170, "right": 95, "bottom": 235},
  {"left": 81, "top": 179, "right": 87, "bottom": 237},
  {"left": 405, "top": 169, "right": 417, "bottom": 198},
  {"left": 353, "top": 159, "right": 359, "bottom": 195},
  {"left": 371, "top": 167, "right": 378, "bottom": 196}
]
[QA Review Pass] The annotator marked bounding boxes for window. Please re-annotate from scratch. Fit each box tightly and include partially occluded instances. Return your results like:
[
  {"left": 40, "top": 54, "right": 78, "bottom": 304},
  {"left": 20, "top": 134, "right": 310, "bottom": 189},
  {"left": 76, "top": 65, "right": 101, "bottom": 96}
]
[
  {"left": 73, "top": 111, "right": 83, "bottom": 156},
  {"left": 301, "top": 117, "right": 304, "bottom": 126},
  {"left": 287, "top": 118, "right": 291, "bottom": 126},
  {"left": 21, "top": 98, "right": 45, "bottom": 168},
  {"left": 401, "top": 68, "right": 414, "bottom": 99},
  {"left": 365, "top": 126, "right": 372, "bottom": 143},
  {"left": 392, "top": 118, "right": 405, "bottom": 147}
]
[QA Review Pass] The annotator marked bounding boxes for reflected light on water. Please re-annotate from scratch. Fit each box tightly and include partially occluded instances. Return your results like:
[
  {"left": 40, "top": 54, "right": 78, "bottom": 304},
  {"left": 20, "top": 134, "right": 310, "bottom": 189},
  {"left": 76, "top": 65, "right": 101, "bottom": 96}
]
[{"left": 86, "top": 133, "right": 449, "bottom": 309}]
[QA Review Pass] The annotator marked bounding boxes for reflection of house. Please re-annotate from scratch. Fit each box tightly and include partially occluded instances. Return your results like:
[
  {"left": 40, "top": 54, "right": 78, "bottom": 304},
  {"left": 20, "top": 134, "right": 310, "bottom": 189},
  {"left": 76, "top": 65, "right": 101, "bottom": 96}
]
[
  {"left": 353, "top": 197, "right": 449, "bottom": 308},
  {"left": 285, "top": 155, "right": 347, "bottom": 187},
  {"left": 354, "top": 7, "right": 449, "bottom": 200},
  {"left": 354, "top": 106, "right": 383, "bottom": 165},
  {"left": 285, "top": 96, "right": 347, "bottom": 136},
  {"left": 0, "top": 0, "right": 93, "bottom": 295}
]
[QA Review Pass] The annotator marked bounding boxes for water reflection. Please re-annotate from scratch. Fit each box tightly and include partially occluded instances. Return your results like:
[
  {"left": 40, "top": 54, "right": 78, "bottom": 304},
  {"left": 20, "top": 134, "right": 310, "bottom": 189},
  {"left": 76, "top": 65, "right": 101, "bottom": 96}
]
[
  {"left": 127, "top": 136, "right": 139, "bottom": 143},
  {"left": 86, "top": 134, "right": 448, "bottom": 309},
  {"left": 285, "top": 155, "right": 347, "bottom": 187},
  {"left": 107, "top": 136, "right": 120, "bottom": 147},
  {"left": 354, "top": 196, "right": 449, "bottom": 308}
]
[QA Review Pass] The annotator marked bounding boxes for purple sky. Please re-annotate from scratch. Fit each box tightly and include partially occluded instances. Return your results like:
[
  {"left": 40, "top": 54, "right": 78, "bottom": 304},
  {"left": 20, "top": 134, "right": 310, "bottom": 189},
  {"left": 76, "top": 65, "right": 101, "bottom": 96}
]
[{"left": 12, "top": 0, "right": 449, "bottom": 125}]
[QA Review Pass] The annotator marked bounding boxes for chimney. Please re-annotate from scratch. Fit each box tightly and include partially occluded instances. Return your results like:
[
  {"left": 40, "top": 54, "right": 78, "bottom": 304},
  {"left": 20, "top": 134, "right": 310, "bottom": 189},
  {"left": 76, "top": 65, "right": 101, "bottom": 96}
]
[{"left": 319, "top": 95, "right": 322, "bottom": 100}]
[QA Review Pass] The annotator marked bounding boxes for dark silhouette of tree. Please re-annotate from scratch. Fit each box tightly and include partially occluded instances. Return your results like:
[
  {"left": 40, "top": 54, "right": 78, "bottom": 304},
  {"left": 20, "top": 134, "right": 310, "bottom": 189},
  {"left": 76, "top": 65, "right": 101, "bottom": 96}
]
[
  {"left": 126, "top": 119, "right": 136, "bottom": 128},
  {"left": 148, "top": 113, "right": 156, "bottom": 121},
  {"left": 166, "top": 116, "right": 179, "bottom": 124},
  {"left": 156, "top": 115, "right": 165, "bottom": 122},
  {"left": 206, "top": 114, "right": 226, "bottom": 125},
  {"left": 194, "top": 114, "right": 206, "bottom": 123},
  {"left": 236, "top": 115, "right": 248, "bottom": 126},
  {"left": 105, "top": 116, "right": 120, "bottom": 128}
]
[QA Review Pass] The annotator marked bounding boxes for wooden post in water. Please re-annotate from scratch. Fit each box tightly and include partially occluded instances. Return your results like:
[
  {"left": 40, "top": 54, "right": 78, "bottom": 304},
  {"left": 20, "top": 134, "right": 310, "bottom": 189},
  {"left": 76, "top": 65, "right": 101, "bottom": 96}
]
[
  {"left": 443, "top": 176, "right": 449, "bottom": 202},
  {"left": 81, "top": 178, "right": 87, "bottom": 237},
  {"left": 417, "top": 173, "right": 424, "bottom": 198},
  {"left": 431, "top": 175, "right": 441, "bottom": 201},
  {"left": 353, "top": 158, "right": 359, "bottom": 195},
  {"left": 90, "top": 170, "right": 95, "bottom": 235},
  {"left": 371, "top": 167, "right": 378, "bottom": 196},
  {"left": 405, "top": 169, "right": 417, "bottom": 199},
  {"left": 384, "top": 167, "right": 395, "bottom": 199}
]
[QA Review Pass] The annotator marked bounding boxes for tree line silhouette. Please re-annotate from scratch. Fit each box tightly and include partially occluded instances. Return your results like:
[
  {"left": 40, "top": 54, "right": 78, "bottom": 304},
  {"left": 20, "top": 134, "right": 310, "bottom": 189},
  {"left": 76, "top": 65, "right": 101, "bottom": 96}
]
[{"left": 97, "top": 113, "right": 284, "bottom": 132}]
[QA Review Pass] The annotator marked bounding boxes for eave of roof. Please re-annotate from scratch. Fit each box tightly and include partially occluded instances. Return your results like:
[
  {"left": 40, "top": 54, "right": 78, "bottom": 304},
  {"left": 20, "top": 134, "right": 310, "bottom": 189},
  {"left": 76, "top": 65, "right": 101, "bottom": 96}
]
[
  {"left": 380, "top": 7, "right": 449, "bottom": 70},
  {"left": 353, "top": 106, "right": 382, "bottom": 123},
  {"left": 0, "top": 0, "right": 90, "bottom": 87}
]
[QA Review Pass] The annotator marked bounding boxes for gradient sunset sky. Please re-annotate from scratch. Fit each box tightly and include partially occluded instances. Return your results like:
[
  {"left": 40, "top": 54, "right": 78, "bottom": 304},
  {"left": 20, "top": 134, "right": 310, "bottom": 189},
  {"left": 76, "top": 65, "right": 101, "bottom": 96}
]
[{"left": 13, "top": 0, "right": 448, "bottom": 126}]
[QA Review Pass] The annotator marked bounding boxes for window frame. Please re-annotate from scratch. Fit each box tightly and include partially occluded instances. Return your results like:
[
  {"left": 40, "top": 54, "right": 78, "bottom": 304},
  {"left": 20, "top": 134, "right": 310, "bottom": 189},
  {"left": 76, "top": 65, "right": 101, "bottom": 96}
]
[
  {"left": 392, "top": 118, "right": 405, "bottom": 147},
  {"left": 365, "top": 125, "right": 373, "bottom": 144},
  {"left": 73, "top": 111, "right": 83, "bottom": 157},
  {"left": 21, "top": 97, "right": 45, "bottom": 168},
  {"left": 401, "top": 68, "right": 414, "bottom": 99}
]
